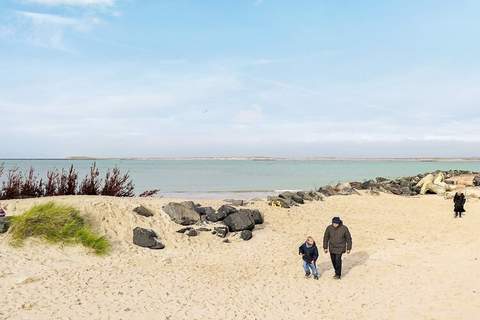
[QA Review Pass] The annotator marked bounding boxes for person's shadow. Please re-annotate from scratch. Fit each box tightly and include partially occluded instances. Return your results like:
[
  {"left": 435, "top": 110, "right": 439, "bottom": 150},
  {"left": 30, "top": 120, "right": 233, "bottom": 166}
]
[{"left": 317, "top": 251, "right": 369, "bottom": 277}]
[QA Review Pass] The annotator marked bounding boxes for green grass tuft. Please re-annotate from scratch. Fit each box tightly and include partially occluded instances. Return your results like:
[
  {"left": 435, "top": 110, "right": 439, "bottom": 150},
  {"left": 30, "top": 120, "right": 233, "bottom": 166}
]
[{"left": 9, "top": 202, "right": 110, "bottom": 255}]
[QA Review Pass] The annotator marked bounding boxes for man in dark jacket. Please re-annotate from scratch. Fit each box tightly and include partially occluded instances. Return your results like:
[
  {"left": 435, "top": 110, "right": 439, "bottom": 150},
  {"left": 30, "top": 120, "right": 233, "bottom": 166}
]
[
  {"left": 323, "top": 217, "right": 352, "bottom": 279},
  {"left": 453, "top": 192, "right": 466, "bottom": 218},
  {"left": 299, "top": 236, "right": 319, "bottom": 280}
]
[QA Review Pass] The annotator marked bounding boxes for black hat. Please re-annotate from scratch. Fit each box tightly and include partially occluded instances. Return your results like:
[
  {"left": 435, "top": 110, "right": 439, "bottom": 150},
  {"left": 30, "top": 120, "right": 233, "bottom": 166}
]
[{"left": 332, "top": 217, "right": 341, "bottom": 224}]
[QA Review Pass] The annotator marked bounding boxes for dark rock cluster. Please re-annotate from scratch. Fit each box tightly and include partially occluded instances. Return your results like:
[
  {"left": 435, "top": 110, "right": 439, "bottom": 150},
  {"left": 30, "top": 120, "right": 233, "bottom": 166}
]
[
  {"left": 164, "top": 201, "right": 264, "bottom": 241},
  {"left": 267, "top": 190, "right": 325, "bottom": 208}
]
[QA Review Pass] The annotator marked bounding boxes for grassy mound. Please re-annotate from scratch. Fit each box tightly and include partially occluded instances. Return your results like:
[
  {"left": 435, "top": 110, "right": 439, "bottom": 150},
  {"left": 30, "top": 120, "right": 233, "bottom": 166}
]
[{"left": 9, "top": 202, "right": 110, "bottom": 255}]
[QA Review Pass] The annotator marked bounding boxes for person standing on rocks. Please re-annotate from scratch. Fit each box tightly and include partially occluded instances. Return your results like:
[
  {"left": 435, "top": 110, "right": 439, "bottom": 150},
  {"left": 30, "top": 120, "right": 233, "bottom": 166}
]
[
  {"left": 298, "top": 236, "right": 319, "bottom": 280},
  {"left": 453, "top": 192, "right": 466, "bottom": 218},
  {"left": 323, "top": 217, "right": 352, "bottom": 279}
]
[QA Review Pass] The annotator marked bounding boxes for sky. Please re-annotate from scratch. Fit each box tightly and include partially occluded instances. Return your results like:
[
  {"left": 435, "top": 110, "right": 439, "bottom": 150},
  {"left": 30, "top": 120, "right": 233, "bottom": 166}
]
[{"left": 1, "top": 0, "right": 480, "bottom": 158}]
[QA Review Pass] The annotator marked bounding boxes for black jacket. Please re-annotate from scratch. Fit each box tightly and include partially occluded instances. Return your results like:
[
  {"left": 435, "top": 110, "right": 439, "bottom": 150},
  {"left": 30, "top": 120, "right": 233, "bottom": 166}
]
[
  {"left": 299, "top": 242, "right": 319, "bottom": 263},
  {"left": 454, "top": 194, "right": 466, "bottom": 213}
]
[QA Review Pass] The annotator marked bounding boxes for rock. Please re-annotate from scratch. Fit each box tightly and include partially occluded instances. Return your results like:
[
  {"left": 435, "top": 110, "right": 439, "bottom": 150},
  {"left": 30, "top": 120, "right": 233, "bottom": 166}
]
[
  {"left": 185, "top": 229, "right": 198, "bottom": 237},
  {"left": 223, "top": 212, "right": 255, "bottom": 232},
  {"left": 195, "top": 206, "right": 215, "bottom": 215},
  {"left": 176, "top": 227, "right": 193, "bottom": 233},
  {"left": 223, "top": 239, "right": 230, "bottom": 243},
  {"left": 218, "top": 205, "right": 238, "bottom": 216},
  {"left": 132, "top": 227, "right": 165, "bottom": 249},
  {"left": 180, "top": 201, "right": 199, "bottom": 210},
  {"left": 206, "top": 205, "right": 237, "bottom": 222},
  {"left": 279, "top": 191, "right": 304, "bottom": 204},
  {"left": 240, "top": 230, "right": 253, "bottom": 241},
  {"left": 0, "top": 217, "right": 10, "bottom": 234},
  {"left": 224, "top": 199, "right": 245, "bottom": 206},
  {"left": 133, "top": 205, "right": 154, "bottom": 217},
  {"left": 214, "top": 226, "right": 229, "bottom": 238},
  {"left": 318, "top": 185, "right": 337, "bottom": 196},
  {"left": 474, "top": 176, "right": 480, "bottom": 187},
  {"left": 162, "top": 202, "right": 200, "bottom": 225},
  {"left": 197, "top": 227, "right": 211, "bottom": 232},
  {"left": 238, "top": 209, "right": 263, "bottom": 225}
]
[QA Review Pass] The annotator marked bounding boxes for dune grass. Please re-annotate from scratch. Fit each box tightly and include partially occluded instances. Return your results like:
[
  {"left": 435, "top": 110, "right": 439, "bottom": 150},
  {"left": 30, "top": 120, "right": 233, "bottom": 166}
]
[{"left": 9, "top": 202, "right": 110, "bottom": 255}]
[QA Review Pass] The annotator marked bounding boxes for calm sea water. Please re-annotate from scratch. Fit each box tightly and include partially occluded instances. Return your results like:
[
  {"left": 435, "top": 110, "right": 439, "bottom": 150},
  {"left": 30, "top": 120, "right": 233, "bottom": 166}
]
[{"left": 1, "top": 159, "right": 480, "bottom": 198}]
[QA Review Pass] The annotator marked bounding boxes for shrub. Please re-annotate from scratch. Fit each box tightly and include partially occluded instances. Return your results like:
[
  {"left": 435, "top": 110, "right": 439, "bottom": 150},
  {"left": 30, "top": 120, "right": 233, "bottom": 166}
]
[
  {"left": 1, "top": 168, "right": 23, "bottom": 199},
  {"left": 139, "top": 189, "right": 160, "bottom": 197},
  {"left": 44, "top": 170, "right": 59, "bottom": 196},
  {"left": 9, "top": 202, "right": 110, "bottom": 255},
  {"left": 101, "top": 167, "right": 135, "bottom": 197},
  {"left": 20, "top": 168, "right": 44, "bottom": 198},
  {"left": 79, "top": 163, "right": 101, "bottom": 195},
  {"left": 57, "top": 165, "right": 78, "bottom": 196}
]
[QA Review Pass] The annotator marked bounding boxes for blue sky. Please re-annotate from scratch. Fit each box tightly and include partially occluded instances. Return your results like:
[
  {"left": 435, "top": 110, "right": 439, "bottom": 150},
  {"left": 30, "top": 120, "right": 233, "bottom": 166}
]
[{"left": 1, "top": 0, "right": 480, "bottom": 158}]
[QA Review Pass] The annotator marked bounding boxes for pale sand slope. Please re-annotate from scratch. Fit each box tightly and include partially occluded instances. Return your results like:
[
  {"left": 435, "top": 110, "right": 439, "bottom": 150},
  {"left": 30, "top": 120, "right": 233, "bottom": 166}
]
[{"left": 0, "top": 194, "right": 479, "bottom": 320}]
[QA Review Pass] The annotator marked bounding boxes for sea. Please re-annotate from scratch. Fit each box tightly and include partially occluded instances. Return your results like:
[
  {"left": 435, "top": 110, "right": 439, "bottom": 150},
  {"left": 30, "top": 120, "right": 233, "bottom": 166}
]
[{"left": 1, "top": 159, "right": 480, "bottom": 199}]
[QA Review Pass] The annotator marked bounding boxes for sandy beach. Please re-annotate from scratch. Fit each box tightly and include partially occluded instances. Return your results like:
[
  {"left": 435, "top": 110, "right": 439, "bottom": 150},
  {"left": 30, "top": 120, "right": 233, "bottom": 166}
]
[{"left": 1, "top": 193, "right": 479, "bottom": 320}]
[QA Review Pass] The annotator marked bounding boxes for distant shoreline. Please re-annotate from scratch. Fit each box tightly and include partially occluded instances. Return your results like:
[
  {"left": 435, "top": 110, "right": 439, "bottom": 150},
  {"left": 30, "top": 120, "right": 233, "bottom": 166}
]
[{"left": 1, "top": 157, "right": 480, "bottom": 162}]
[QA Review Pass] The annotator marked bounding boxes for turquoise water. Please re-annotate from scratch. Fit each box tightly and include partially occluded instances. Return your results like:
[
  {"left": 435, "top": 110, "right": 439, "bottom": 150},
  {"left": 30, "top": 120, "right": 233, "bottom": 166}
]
[{"left": 1, "top": 159, "right": 480, "bottom": 198}]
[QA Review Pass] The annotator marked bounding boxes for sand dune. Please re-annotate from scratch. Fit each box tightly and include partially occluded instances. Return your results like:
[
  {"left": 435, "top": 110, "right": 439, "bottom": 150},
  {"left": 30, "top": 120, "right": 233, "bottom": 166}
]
[{"left": 1, "top": 193, "right": 479, "bottom": 320}]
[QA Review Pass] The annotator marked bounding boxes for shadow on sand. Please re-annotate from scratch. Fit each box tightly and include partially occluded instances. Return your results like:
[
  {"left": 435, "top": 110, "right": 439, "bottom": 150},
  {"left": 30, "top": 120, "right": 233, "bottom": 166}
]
[{"left": 317, "top": 251, "right": 369, "bottom": 277}]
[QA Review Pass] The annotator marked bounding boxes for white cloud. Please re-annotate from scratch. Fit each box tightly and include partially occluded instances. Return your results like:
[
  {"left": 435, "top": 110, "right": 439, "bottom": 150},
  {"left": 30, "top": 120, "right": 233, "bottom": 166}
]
[{"left": 22, "top": 0, "right": 115, "bottom": 6}]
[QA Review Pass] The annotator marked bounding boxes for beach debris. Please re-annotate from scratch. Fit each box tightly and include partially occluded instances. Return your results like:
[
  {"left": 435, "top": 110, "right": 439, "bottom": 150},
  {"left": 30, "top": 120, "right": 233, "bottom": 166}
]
[
  {"left": 185, "top": 229, "right": 198, "bottom": 237},
  {"left": 213, "top": 226, "right": 229, "bottom": 238},
  {"left": 238, "top": 209, "right": 263, "bottom": 225},
  {"left": 139, "top": 189, "right": 160, "bottom": 197},
  {"left": 0, "top": 217, "right": 11, "bottom": 233},
  {"left": 223, "top": 212, "right": 255, "bottom": 232},
  {"left": 132, "top": 227, "right": 165, "bottom": 249},
  {"left": 240, "top": 230, "right": 253, "bottom": 241},
  {"left": 162, "top": 202, "right": 200, "bottom": 225},
  {"left": 223, "top": 199, "right": 245, "bottom": 206},
  {"left": 133, "top": 205, "right": 154, "bottom": 217},
  {"left": 267, "top": 196, "right": 292, "bottom": 208}
]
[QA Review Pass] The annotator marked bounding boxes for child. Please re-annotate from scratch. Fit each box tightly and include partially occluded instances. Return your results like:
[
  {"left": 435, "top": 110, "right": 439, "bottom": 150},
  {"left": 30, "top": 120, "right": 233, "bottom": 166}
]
[{"left": 299, "top": 236, "right": 319, "bottom": 280}]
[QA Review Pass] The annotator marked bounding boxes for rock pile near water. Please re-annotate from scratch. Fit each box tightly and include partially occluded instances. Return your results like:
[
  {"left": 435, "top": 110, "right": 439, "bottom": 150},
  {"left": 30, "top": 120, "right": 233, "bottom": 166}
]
[{"left": 268, "top": 170, "right": 480, "bottom": 210}]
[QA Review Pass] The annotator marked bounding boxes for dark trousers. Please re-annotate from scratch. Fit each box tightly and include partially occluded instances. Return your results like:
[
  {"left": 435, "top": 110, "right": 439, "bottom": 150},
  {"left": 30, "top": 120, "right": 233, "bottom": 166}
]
[
  {"left": 455, "top": 211, "right": 463, "bottom": 218},
  {"left": 330, "top": 253, "right": 343, "bottom": 276}
]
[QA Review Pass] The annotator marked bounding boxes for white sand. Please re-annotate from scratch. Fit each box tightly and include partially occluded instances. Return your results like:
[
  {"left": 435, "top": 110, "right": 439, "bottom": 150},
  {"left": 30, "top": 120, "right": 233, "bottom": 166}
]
[{"left": 1, "top": 193, "right": 479, "bottom": 320}]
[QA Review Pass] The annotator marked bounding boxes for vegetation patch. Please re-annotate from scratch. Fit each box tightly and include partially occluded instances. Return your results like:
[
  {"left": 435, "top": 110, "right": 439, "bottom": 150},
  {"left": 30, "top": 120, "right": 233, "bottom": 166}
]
[{"left": 9, "top": 202, "right": 110, "bottom": 255}]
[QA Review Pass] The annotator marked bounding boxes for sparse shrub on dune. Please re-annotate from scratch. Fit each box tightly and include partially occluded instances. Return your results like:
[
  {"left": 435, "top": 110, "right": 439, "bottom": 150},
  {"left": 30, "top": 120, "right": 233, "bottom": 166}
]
[
  {"left": 0, "top": 162, "right": 136, "bottom": 199},
  {"left": 9, "top": 202, "right": 110, "bottom": 255},
  {"left": 1, "top": 168, "right": 23, "bottom": 200},
  {"left": 79, "top": 163, "right": 101, "bottom": 195},
  {"left": 57, "top": 165, "right": 78, "bottom": 196},
  {"left": 20, "top": 168, "right": 44, "bottom": 198},
  {"left": 101, "top": 167, "right": 135, "bottom": 197}
]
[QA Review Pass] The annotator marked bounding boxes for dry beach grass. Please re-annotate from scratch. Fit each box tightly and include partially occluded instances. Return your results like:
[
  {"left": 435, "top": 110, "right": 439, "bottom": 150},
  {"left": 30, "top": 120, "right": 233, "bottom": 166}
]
[{"left": 0, "top": 193, "right": 479, "bottom": 320}]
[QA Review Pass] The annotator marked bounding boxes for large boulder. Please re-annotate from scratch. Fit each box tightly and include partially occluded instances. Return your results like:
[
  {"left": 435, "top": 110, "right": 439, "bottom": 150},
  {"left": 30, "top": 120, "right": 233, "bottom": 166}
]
[
  {"left": 223, "top": 212, "right": 255, "bottom": 232},
  {"left": 133, "top": 205, "right": 154, "bottom": 217},
  {"left": 238, "top": 209, "right": 263, "bottom": 225},
  {"left": 240, "top": 230, "right": 253, "bottom": 241},
  {"left": 162, "top": 202, "right": 200, "bottom": 225},
  {"left": 318, "top": 185, "right": 337, "bottom": 196},
  {"left": 0, "top": 217, "right": 10, "bottom": 234},
  {"left": 133, "top": 227, "right": 165, "bottom": 249},
  {"left": 195, "top": 206, "right": 215, "bottom": 215},
  {"left": 279, "top": 191, "right": 304, "bottom": 204},
  {"left": 206, "top": 205, "right": 237, "bottom": 222}
]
